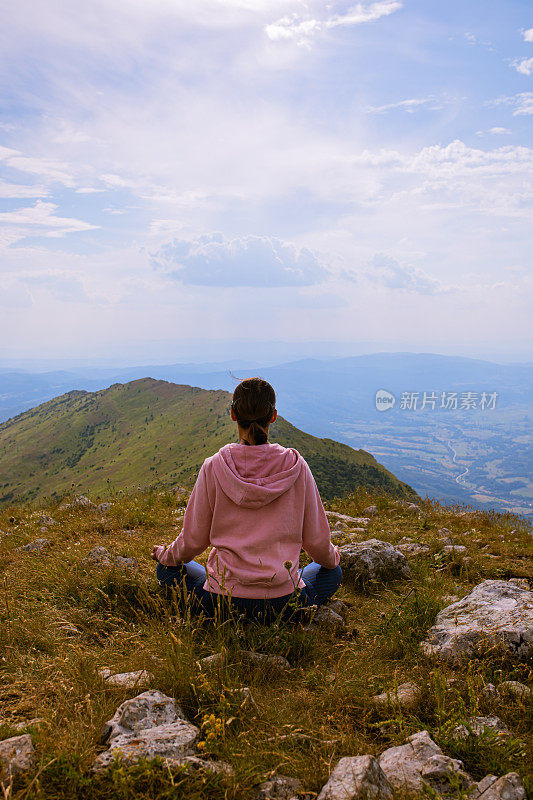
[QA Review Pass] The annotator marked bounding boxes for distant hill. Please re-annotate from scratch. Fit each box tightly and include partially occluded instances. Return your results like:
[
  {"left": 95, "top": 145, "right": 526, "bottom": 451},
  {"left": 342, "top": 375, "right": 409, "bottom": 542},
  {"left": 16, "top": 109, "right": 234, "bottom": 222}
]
[{"left": 0, "top": 378, "right": 417, "bottom": 504}]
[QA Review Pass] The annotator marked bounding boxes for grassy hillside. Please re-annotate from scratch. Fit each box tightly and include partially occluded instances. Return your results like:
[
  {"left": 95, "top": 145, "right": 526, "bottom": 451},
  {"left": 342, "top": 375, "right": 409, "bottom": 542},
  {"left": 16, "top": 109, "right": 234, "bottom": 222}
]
[
  {"left": 0, "top": 488, "right": 530, "bottom": 799},
  {"left": 0, "top": 378, "right": 416, "bottom": 504}
]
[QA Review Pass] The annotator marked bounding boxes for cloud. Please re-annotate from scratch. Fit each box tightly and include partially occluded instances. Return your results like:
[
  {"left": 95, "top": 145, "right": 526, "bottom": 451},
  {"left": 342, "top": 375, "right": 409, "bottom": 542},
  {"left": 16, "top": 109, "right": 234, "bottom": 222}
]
[
  {"left": 0, "top": 181, "right": 49, "bottom": 198},
  {"left": 475, "top": 127, "right": 512, "bottom": 136},
  {"left": 366, "top": 97, "right": 438, "bottom": 114},
  {"left": 265, "top": 1, "right": 402, "bottom": 46},
  {"left": 152, "top": 233, "right": 329, "bottom": 287},
  {"left": 365, "top": 254, "right": 447, "bottom": 295},
  {"left": 22, "top": 271, "right": 92, "bottom": 303},
  {"left": 511, "top": 56, "right": 533, "bottom": 76},
  {"left": 523, "top": 28, "right": 533, "bottom": 42},
  {"left": 0, "top": 200, "right": 98, "bottom": 246},
  {"left": 490, "top": 92, "right": 533, "bottom": 116}
]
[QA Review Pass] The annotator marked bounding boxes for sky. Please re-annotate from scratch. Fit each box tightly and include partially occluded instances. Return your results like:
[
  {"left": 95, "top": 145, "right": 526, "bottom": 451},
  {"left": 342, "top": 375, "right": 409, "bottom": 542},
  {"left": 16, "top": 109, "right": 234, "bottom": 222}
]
[{"left": 1, "top": 0, "right": 532, "bottom": 365}]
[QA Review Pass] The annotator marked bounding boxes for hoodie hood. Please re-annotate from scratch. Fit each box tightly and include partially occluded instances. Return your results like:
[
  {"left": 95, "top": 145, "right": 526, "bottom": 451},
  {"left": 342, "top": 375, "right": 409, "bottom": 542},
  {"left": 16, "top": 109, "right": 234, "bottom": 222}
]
[{"left": 211, "top": 442, "right": 303, "bottom": 509}]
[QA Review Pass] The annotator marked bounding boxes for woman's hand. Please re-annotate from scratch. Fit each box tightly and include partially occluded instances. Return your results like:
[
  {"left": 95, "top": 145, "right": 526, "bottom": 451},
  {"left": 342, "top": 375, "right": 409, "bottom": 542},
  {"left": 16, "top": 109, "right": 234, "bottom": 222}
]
[{"left": 151, "top": 545, "right": 163, "bottom": 561}]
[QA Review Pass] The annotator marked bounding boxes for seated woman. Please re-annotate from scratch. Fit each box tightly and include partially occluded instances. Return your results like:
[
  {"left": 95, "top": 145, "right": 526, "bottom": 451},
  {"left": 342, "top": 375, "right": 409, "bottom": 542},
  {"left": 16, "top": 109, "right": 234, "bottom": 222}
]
[{"left": 151, "top": 377, "right": 342, "bottom": 622}]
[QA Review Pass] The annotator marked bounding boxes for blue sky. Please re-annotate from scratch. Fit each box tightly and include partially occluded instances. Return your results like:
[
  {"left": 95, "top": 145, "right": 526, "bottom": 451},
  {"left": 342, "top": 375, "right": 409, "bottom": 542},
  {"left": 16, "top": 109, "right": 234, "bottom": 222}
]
[{"left": 1, "top": 0, "right": 531, "bottom": 363}]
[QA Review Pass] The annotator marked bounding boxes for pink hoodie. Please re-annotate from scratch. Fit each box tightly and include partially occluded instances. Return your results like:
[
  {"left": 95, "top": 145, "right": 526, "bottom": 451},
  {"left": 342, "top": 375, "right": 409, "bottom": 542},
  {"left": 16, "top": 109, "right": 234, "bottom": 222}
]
[{"left": 155, "top": 442, "right": 340, "bottom": 599}]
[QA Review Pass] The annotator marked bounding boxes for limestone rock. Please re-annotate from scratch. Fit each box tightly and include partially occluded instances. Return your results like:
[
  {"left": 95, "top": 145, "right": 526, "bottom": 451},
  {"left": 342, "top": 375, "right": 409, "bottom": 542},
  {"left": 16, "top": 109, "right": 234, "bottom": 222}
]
[
  {"left": 473, "top": 773, "right": 526, "bottom": 800},
  {"left": 451, "top": 716, "right": 511, "bottom": 741},
  {"left": 17, "top": 538, "right": 51, "bottom": 553},
  {"left": 325, "top": 511, "right": 370, "bottom": 526},
  {"left": 98, "top": 669, "right": 153, "bottom": 689},
  {"left": 61, "top": 495, "right": 94, "bottom": 509},
  {"left": 312, "top": 605, "right": 346, "bottom": 631},
  {"left": 498, "top": 681, "right": 531, "bottom": 700},
  {"left": 85, "top": 546, "right": 138, "bottom": 570},
  {"left": 317, "top": 755, "right": 392, "bottom": 800},
  {"left": 100, "top": 690, "right": 186, "bottom": 744},
  {"left": 242, "top": 651, "right": 290, "bottom": 671},
  {"left": 249, "top": 774, "right": 303, "bottom": 800},
  {"left": 396, "top": 538, "right": 430, "bottom": 558},
  {"left": 442, "top": 544, "right": 467, "bottom": 556},
  {"left": 327, "top": 599, "right": 350, "bottom": 618},
  {"left": 92, "top": 720, "right": 199, "bottom": 772},
  {"left": 421, "top": 580, "right": 533, "bottom": 662},
  {"left": 0, "top": 734, "right": 36, "bottom": 780},
  {"left": 372, "top": 682, "right": 421, "bottom": 711},
  {"left": 363, "top": 505, "right": 378, "bottom": 516},
  {"left": 338, "top": 539, "right": 411, "bottom": 588},
  {"left": 509, "top": 579, "right": 530, "bottom": 591},
  {"left": 378, "top": 730, "right": 473, "bottom": 796}
]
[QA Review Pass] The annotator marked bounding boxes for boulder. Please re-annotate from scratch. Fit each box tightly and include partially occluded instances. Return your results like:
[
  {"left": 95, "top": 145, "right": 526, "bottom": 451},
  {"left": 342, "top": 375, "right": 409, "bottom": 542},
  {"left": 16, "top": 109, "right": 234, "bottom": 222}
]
[
  {"left": 472, "top": 773, "right": 526, "bottom": 800},
  {"left": 84, "top": 546, "right": 138, "bottom": 570},
  {"left": 93, "top": 721, "right": 199, "bottom": 772},
  {"left": 421, "top": 580, "right": 533, "bottom": 662},
  {"left": 372, "top": 682, "right": 421, "bottom": 711},
  {"left": 451, "top": 716, "right": 511, "bottom": 741},
  {"left": 249, "top": 774, "right": 303, "bottom": 799},
  {"left": 338, "top": 540, "right": 411, "bottom": 588},
  {"left": 0, "top": 734, "right": 36, "bottom": 781},
  {"left": 100, "top": 690, "right": 186, "bottom": 744},
  {"left": 378, "top": 730, "right": 473, "bottom": 796},
  {"left": 317, "top": 755, "right": 392, "bottom": 800},
  {"left": 98, "top": 669, "right": 153, "bottom": 689},
  {"left": 17, "top": 538, "right": 50, "bottom": 553}
]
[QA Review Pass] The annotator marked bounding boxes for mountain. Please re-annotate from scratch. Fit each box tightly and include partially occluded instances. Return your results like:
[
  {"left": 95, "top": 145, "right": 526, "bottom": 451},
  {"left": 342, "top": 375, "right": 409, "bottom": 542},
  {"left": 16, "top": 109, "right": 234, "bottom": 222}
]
[{"left": 0, "top": 378, "right": 416, "bottom": 505}]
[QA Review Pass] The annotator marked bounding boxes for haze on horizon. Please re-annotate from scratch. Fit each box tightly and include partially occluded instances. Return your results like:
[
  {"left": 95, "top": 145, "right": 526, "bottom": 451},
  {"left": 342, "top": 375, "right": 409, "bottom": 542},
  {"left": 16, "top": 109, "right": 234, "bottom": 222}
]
[{"left": 1, "top": 0, "right": 532, "bottom": 364}]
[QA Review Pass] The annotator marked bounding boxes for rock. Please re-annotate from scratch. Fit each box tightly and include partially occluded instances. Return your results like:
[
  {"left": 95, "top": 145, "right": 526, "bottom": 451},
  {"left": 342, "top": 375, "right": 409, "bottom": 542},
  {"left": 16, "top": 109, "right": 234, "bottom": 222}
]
[
  {"left": 100, "top": 690, "right": 186, "bottom": 744},
  {"left": 372, "top": 682, "right": 421, "bottom": 711},
  {"left": 325, "top": 511, "right": 370, "bottom": 526},
  {"left": 497, "top": 681, "right": 531, "bottom": 700},
  {"left": 311, "top": 606, "right": 346, "bottom": 631},
  {"left": 11, "top": 718, "right": 46, "bottom": 732},
  {"left": 421, "top": 580, "right": 533, "bottom": 663},
  {"left": 473, "top": 773, "right": 526, "bottom": 800},
  {"left": 17, "top": 538, "right": 51, "bottom": 553},
  {"left": 481, "top": 683, "right": 498, "bottom": 699},
  {"left": 509, "top": 578, "right": 530, "bottom": 590},
  {"left": 440, "top": 595, "right": 460, "bottom": 604},
  {"left": 442, "top": 545, "right": 467, "bottom": 556},
  {"left": 98, "top": 669, "right": 153, "bottom": 689},
  {"left": 85, "top": 546, "right": 138, "bottom": 570},
  {"left": 378, "top": 730, "right": 473, "bottom": 796},
  {"left": 242, "top": 652, "right": 290, "bottom": 672},
  {"left": 61, "top": 495, "right": 94, "bottom": 509},
  {"left": 396, "top": 538, "right": 430, "bottom": 558},
  {"left": 451, "top": 716, "right": 511, "bottom": 741},
  {"left": 0, "top": 734, "right": 36, "bottom": 780},
  {"left": 199, "top": 653, "right": 225, "bottom": 669},
  {"left": 93, "top": 720, "right": 199, "bottom": 772},
  {"left": 363, "top": 505, "right": 378, "bottom": 516},
  {"left": 327, "top": 599, "right": 349, "bottom": 618},
  {"left": 338, "top": 539, "right": 411, "bottom": 588},
  {"left": 97, "top": 502, "right": 113, "bottom": 513},
  {"left": 170, "top": 485, "right": 189, "bottom": 497},
  {"left": 317, "top": 755, "right": 392, "bottom": 800},
  {"left": 38, "top": 515, "right": 56, "bottom": 525},
  {"left": 406, "top": 503, "right": 421, "bottom": 512},
  {"left": 249, "top": 774, "right": 303, "bottom": 800}
]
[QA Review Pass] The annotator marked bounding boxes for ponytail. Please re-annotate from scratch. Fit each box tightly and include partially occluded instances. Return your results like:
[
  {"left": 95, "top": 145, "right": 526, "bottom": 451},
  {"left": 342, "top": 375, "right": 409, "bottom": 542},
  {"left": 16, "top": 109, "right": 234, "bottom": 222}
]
[{"left": 247, "top": 420, "right": 268, "bottom": 446}]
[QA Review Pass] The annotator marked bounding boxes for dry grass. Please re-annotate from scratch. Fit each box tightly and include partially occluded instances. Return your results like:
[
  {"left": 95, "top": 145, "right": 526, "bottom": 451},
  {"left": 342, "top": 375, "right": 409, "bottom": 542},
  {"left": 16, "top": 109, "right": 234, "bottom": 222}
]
[{"left": 0, "top": 488, "right": 531, "bottom": 799}]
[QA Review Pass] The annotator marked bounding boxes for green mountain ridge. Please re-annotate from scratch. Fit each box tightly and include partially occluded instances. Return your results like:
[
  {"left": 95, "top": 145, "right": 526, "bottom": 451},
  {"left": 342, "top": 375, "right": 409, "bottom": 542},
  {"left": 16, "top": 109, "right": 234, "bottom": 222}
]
[{"left": 0, "top": 377, "right": 417, "bottom": 504}]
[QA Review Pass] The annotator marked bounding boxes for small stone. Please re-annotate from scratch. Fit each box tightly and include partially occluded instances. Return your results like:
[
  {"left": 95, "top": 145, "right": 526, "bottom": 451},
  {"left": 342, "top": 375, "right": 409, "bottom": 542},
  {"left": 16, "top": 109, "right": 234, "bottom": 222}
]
[
  {"left": 406, "top": 503, "right": 421, "bottom": 512},
  {"left": 84, "top": 546, "right": 138, "bottom": 570},
  {"left": 199, "top": 653, "right": 225, "bottom": 669},
  {"left": 481, "top": 683, "right": 498, "bottom": 699},
  {"left": 372, "top": 682, "right": 421, "bottom": 711},
  {"left": 396, "top": 538, "right": 430, "bottom": 558},
  {"left": 0, "top": 734, "right": 36, "bottom": 781},
  {"left": 363, "top": 505, "right": 378, "bottom": 516},
  {"left": 97, "top": 502, "right": 113, "bottom": 513},
  {"left": 250, "top": 774, "right": 303, "bottom": 800},
  {"left": 98, "top": 669, "right": 153, "bottom": 689},
  {"left": 99, "top": 690, "right": 186, "bottom": 744},
  {"left": 312, "top": 606, "right": 346, "bottom": 632},
  {"left": 11, "top": 718, "right": 46, "bottom": 733},
  {"left": 325, "top": 511, "right": 370, "bottom": 526},
  {"left": 242, "top": 652, "right": 290, "bottom": 671},
  {"left": 442, "top": 545, "right": 467, "bottom": 556},
  {"left": 17, "top": 538, "right": 50, "bottom": 553},
  {"left": 334, "top": 520, "right": 348, "bottom": 531},
  {"left": 61, "top": 495, "right": 95, "bottom": 509},
  {"left": 92, "top": 720, "right": 199, "bottom": 772},
  {"left": 317, "top": 755, "right": 393, "bottom": 800},
  {"left": 498, "top": 681, "right": 531, "bottom": 700},
  {"left": 327, "top": 599, "right": 349, "bottom": 618},
  {"left": 339, "top": 539, "right": 411, "bottom": 589},
  {"left": 38, "top": 515, "right": 56, "bottom": 525},
  {"left": 451, "top": 716, "right": 511, "bottom": 741}
]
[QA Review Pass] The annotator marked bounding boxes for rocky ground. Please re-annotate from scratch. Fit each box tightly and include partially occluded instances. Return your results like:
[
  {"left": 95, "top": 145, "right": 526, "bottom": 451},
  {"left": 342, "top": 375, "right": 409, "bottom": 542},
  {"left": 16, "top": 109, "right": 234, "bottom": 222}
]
[{"left": 0, "top": 488, "right": 531, "bottom": 799}]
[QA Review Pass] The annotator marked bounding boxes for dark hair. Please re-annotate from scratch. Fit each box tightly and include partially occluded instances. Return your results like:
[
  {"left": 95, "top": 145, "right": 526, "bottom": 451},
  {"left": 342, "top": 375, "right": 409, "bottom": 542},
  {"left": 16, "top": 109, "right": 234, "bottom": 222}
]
[{"left": 231, "top": 377, "right": 276, "bottom": 446}]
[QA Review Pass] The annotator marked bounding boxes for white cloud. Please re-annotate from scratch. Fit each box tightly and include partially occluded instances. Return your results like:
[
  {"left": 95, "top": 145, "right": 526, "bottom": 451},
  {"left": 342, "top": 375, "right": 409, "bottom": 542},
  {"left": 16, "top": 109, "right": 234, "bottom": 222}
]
[
  {"left": 364, "top": 253, "right": 447, "bottom": 295},
  {"left": 511, "top": 56, "right": 533, "bottom": 76},
  {"left": 490, "top": 92, "right": 533, "bottom": 116},
  {"left": 367, "top": 97, "right": 437, "bottom": 114},
  {"left": 0, "top": 181, "right": 48, "bottom": 198},
  {"left": 152, "top": 233, "right": 328, "bottom": 287},
  {"left": 523, "top": 28, "right": 533, "bottom": 42},
  {"left": 265, "top": 1, "right": 402, "bottom": 46},
  {"left": 0, "top": 200, "right": 98, "bottom": 246}
]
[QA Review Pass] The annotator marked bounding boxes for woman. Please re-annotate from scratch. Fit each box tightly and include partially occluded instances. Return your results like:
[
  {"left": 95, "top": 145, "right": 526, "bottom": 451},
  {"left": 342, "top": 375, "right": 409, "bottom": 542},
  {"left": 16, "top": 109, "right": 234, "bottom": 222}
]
[{"left": 151, "top": 377, "right": 342, "bottom": 622}]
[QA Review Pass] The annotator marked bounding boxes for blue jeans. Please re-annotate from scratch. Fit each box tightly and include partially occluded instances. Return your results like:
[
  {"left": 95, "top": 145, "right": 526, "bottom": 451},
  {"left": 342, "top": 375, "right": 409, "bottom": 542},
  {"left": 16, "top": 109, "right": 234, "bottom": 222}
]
[{"left": 156, "top": 560, "right": 342, "bottom": 622}]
